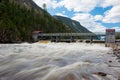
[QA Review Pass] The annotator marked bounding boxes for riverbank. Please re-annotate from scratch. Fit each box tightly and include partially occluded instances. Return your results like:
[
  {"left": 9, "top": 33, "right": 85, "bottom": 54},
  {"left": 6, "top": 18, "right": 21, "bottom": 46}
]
[{"left": 108, "top": 43, "right": 120, "bottom": 60}]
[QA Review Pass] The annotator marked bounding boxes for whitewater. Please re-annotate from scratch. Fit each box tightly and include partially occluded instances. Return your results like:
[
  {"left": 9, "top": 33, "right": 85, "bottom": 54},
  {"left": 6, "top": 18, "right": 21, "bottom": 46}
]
[{"left": 0, "top": 42, "right": 120, "bottom": 80}]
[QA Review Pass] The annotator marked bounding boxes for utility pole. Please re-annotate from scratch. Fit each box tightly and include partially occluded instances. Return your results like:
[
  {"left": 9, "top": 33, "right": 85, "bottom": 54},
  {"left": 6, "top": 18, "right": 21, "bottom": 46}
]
[{"left": 43, "top": 3, "right": 47, "bottom": 11}]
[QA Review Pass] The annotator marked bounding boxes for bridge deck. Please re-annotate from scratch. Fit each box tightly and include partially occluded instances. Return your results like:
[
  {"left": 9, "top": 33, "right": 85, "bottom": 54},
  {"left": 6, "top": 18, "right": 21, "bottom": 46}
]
[{"left": 38, "top": 33, "right": 106, "bottom": 37}]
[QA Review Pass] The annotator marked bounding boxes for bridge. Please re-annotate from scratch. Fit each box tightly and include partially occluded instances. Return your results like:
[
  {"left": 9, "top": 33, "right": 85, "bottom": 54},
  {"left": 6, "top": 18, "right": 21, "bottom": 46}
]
[
  {"left": 38, "top": 32, "right": 106, "bottom": 37},
  {"left": 32, "top": 32, "right": 106, "bottom": 42}
]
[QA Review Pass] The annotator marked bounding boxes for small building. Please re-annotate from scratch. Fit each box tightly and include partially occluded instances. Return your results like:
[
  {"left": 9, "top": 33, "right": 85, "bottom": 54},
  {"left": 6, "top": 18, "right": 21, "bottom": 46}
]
[
  {"left": 105, "top": 29, "right": 115, "bottom": 47},
  {"left": 32, "top": 30, "right": 42, "bottom": 42}
]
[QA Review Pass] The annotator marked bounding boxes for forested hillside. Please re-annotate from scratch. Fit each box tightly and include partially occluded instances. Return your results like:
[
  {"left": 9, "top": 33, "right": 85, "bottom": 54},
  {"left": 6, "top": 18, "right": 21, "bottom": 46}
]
[
  {"left": 54, "top": 15, "right": 91, "bottom": 33},
  {"left": 0, "top": 0, "right": 71, "bottom": 43},
  {"left": 116, "top": 32, "right": 120, "bottom": 39}
]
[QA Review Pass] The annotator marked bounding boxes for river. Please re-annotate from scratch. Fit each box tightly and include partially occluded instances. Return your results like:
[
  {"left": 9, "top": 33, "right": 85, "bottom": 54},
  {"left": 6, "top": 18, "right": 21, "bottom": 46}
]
[{"left": 0, "top": 42, "right": 120, "bottom": 80}]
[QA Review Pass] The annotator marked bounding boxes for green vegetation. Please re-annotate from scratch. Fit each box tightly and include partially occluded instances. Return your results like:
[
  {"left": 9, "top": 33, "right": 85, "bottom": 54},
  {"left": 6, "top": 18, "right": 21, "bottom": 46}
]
[
  {"left": 0, "top": 0, "right": 71, "bottom": 43},
  {"left": 116, "top": 32, "right": 120, "bottom": 39},
  {"left": 54, "top": 16, "right": 91, "bottom": 33}
]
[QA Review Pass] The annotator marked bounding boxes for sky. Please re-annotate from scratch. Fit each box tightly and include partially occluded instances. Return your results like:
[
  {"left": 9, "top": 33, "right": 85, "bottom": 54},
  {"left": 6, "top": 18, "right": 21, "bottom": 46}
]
[{"left": 33, "top": 0, "right": 120, "bottom": 32}]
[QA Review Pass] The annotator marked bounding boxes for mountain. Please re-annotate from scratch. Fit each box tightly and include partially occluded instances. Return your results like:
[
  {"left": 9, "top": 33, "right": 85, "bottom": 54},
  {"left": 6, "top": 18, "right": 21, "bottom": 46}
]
[
  {"left": 9, "top": 0, "right": 43, "bottom": 11},
  {"left": 54, "top": 15, "right": 91, "bottom": 33},
  {"left": 0, "top": 0, "right": 72, "bottom": 43}
]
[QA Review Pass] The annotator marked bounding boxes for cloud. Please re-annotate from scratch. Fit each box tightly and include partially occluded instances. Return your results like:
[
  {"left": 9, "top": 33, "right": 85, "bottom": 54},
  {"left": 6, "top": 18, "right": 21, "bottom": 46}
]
[
  {"left": 111, "top": 27, "right": 120, "bottom": 32},
  {"left": 94, "top": 15, "right": 103, "bottom": 21},
  {"left": 58, "top": 0, "right": 99, "bottom": 12},
  {"left": 72, "top": 13, "right": 106, "bottom": 32},
  {"left": 99, "top": 0, "right": 120, "bottom": 23},
  {"left": 102, "top": 6, "right": 120, "bottom": 23},
  {"left": 33, "top": 0, "right": 120, "bottom": 32},
  {"left": 100, "top": 0, "right": 120, "bottom": 8},
  {"left": 55, "top": 13, "right": 68, "bottom": 17}
]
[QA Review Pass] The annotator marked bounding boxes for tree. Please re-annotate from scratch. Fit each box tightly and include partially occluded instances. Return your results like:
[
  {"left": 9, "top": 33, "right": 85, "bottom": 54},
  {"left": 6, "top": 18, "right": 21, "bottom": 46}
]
[
  {"left": 116, "top": 32, "right": 120, "bottom": 39},
  {"left": 0, "top": 0, "right": 71, "bottom": 43}
]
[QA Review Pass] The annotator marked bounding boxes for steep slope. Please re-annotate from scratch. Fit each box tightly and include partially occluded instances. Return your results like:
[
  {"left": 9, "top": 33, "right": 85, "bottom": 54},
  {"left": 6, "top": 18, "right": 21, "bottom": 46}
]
[
  {"left": 0, "top": 0, "right": 72, "bottom": 43},
  {"left": 9, "top": 0, "right": 43, "bottom": 11},
  {"left": 54, "top": 15, "right": 91, "bottom": 33}
]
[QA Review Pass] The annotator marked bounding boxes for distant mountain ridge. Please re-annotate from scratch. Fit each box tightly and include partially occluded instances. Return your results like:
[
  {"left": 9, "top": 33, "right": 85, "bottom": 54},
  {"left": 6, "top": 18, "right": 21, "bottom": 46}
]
[{"left": 54, "top": 15, "right": 91, "bottom": 33}]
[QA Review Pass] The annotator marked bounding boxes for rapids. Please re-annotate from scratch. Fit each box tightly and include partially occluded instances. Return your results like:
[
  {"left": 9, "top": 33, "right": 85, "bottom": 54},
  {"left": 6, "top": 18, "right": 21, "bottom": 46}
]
[{"left": 0, "top": 43, "right": 120, "bottom": 80}]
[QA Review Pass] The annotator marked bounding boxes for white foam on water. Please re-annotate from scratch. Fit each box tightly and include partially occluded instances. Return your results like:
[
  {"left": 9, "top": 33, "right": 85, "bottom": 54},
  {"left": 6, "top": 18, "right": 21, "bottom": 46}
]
[{"left": 0, "top": 43, "right": 120, "bottom": 80}]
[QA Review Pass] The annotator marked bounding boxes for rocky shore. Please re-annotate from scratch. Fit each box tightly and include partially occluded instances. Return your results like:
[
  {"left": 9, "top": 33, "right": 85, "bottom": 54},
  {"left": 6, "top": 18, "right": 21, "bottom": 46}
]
[{"left": 108, "top": 43, "right": 120, "bottom": 61}]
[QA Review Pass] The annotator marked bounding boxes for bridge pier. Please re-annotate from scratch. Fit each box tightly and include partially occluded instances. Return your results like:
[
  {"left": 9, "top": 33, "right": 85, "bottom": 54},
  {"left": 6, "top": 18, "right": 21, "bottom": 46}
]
[
  {"left": 51, "top": 36, "right": 56, "bottom": 42},
  {"left": 51, "top": 36, "right": 62, "bottom": 42},
  {"left": 51, "top": 36, "right": 53, "bottom": 42},
  {"left": 55, "top": 36, "right": 59, "bottom": 42},
  {"left": 70, "top": 36, "right": 73, "bottom": 42},
  {"left": 90, "top": 36, "right": 93, "bottom": 44},
  {"left": 32, "top": 34, "right": 39, "bottom": 42}
]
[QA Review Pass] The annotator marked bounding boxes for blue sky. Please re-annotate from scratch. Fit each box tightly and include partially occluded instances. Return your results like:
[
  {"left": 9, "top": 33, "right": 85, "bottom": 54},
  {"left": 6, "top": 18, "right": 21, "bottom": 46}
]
[{"left": 33, "top": 0, "right": 120, "bottom": 32}]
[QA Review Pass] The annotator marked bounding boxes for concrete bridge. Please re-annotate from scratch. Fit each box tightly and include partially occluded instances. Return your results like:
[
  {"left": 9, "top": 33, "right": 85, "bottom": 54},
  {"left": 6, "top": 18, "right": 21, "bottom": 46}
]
[
  {"left": 32, "top": 32, "right": 106, "bottom": 42},
  {"left": 38, "top": 32, "right": 106, "bottom": 36}
]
